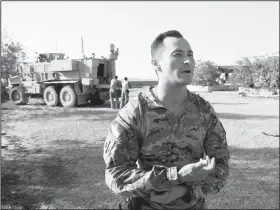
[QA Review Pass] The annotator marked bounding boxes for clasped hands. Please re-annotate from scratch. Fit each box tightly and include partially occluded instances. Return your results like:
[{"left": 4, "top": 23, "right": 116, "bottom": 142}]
[{"left": 150, "top": 156, "right": 215, "bottom": 204}]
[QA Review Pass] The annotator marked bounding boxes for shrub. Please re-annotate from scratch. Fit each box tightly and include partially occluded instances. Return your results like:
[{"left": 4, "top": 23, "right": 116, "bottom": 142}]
[
  {"left": 230, "top": 58, "right": 254, "bottom": 88},
  {"left": 230, "top": 56, "right": 279, "bottom": 91},
  {"left": 264, "top": 56, "right": 279, "bottom": 90},
  {"left": 192, "top": 60, "right": 220, "bottom": 86}
]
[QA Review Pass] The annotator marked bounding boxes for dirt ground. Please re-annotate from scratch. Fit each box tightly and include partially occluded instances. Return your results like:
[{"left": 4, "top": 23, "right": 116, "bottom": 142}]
[{"left": 1, "top": 88, "right": 279, "bottom": 209}]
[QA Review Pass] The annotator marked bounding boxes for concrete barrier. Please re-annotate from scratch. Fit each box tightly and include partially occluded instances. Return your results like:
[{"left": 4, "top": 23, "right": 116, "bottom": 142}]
[
  {"left": 130, "top": 82, "right": 238, "bottom": 92},
  {"left": 209, "top": 85, "right": 238, "bottom": 91},
  {"left": 187, "top": 84, "right": 238, "bottom": 92},
  {"left": 187, "top": 85, "right": 211, "bottom": 92},
  {"left": 239, "top": 87, "right": 279, "bottom": 97}
]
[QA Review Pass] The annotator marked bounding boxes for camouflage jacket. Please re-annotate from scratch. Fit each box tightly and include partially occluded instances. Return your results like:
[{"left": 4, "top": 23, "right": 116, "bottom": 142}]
[
  {"left": 103, "top": 86, "right": 230, "bottom": 209},
  {"left": 110, "top": 79, "right": 122, "bottom": 90}
]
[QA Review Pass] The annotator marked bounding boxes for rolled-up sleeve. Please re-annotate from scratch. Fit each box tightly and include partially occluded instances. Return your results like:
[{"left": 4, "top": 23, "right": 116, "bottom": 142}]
[
  {"left": 103, "top": 101, "right": 180, "bottom": 198},
  {"left": 202, "top": 103, "right": 230, "bottom": 195}
]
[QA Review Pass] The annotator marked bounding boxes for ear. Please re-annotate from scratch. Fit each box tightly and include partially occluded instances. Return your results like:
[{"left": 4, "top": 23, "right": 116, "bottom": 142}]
[
  {"left": 151, "top": 58, "right": 159, "bottom": 67},
  {"left": 152, "top": 59, "right": 162, "bottom": 77}
]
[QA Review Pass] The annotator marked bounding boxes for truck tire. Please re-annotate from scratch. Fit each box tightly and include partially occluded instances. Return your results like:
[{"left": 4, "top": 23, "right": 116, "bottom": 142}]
[
  {"left": 90, "top": 92, "right": 105, "bottom": 105},
  {"left": 60, "top": 85, "right": 77, "bottom": 107},
  {"left": 9, "top": 86, "right": 29, "bottom": 105},
  {"left": 44, "top": 86, "right": 59, "bottom": 106}
]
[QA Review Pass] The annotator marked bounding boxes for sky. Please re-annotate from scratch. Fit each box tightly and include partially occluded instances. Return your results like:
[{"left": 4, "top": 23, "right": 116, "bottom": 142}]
[{"left": 2, "top": 1, "right": 279, "bottom": 80}]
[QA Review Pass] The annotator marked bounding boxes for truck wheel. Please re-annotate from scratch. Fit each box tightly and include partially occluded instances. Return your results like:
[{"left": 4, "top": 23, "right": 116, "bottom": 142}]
[
  {"left": 90, "top": 92, "right": 105, "bottom": 105},
  {"left": 9, "top": 86, "right": 29, "bottom": 105},
  {"left": 44, "top": 86, "right": 59, "bottom": 106},
  {"left": 60, "top": 85, "right": 77, "bottom": 107}
]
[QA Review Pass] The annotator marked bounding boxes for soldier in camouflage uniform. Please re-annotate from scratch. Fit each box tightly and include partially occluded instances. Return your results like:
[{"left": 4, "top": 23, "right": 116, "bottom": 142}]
[
  {"left": 110, "top": 76, "right": 122, "bottom": 109},
  {"left": 103, "top": 30, "right": 230, "bottom": 209}
]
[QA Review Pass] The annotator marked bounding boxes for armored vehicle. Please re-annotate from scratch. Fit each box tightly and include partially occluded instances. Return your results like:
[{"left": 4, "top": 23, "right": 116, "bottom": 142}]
[{"left": 8, "top": 44, "right": 119, "bottom": 107}]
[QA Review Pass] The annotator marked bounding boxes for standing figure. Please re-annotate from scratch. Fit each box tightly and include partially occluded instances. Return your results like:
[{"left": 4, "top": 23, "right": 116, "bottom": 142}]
[
  {"left": 120, "top": 77, "right": 132, "bottom": 108},
  {"left": 109, "top": 76, "right": 122, "bottom": 109},
  {"left": 103, "top": 30, "right": 230, "bottom": 209}
]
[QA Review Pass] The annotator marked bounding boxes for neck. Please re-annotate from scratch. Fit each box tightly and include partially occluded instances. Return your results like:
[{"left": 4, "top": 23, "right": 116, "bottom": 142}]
[{"left": 156, "top": 80, "right": 188, "bottom": 107}]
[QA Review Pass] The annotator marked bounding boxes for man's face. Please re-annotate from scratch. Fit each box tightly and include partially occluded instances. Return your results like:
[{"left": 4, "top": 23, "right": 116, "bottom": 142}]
[{"left": 155, "top": 37, "right": 195, "bottom": 86}]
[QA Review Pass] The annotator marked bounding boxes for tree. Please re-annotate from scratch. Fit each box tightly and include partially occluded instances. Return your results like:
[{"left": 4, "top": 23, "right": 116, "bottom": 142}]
[
  {"left": 252, "top": 58, "right": 271, "bottom": 89},
  {"left": 1, "top": 28, "right": 28, "bottom": 82},
  {"left": 192, "top": 60, "right": 220, "bottom": 86},
  {"left": 263, "top": 56, "right": 279, "bottom": 90},
  {"left": 230, "top": 58, "right": 254, "bottom": 88},
  {"left": 230, "top": 56, "right": 279, "bottom": 91}
]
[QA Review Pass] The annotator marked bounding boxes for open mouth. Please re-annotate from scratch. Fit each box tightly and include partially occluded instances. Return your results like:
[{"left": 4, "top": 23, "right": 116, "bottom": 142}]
[{"left": 182, "top": 70, "right": 191, "bottom": 73}]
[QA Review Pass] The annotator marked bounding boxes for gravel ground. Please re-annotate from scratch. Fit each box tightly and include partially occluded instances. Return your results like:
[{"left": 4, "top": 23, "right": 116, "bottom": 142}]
[{"left": 1, "top": 89, "right": 279, "bottom": 209}]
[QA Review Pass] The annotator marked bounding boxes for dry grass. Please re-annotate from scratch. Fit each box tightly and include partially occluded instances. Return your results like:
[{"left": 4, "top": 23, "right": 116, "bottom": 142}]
[{"left": 1, "top": 89, "right": 279, "bottom": 209}]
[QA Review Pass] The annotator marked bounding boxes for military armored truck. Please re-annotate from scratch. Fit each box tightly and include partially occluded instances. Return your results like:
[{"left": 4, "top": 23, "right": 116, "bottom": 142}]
[{"left": 8, "top": 44, "right": 119, "bottom": 107}]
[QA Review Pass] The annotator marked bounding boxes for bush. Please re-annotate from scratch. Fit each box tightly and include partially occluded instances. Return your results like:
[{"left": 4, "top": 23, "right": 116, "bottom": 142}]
[
  {"left": 252, "top": 58, "right": 270, "bottom": 89},
  {"left": 192, "top": 60, "right": 220, "bottom": 86},
  {"left": 230, "top": 58, "right": 254, "bottom": 88},
  {"left": 264, "top": 56, "right": 279, "bottom": 90},
  {"left": 230, "top": 56, "right": 279, "bottom": 91},
  {"left": 1, "top": 28, "right": 28, "bottom": 82}
]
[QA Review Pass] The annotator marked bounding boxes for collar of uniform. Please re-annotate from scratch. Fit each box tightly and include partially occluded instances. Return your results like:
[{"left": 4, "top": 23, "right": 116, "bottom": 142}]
[
  {"left": 142, "top": 86, "right": 198, "bottom": 109},
  {"left": 142, "top": 86, "right": 164, "bottom": 108}
]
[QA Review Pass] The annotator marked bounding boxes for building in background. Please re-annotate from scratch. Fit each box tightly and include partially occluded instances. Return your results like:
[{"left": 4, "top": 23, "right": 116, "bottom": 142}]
[{"left": 216, "top": 65, "right": 235, "bottom": 84}]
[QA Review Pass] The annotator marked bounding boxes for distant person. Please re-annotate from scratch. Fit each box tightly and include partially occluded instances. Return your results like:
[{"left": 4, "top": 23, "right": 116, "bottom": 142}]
[
  {"left": 103, "top": 30, "right": 230, "bottom": 209},
  {"left": 38, "top": 54, "right": 49, "bottom": 63},
  {"left": 109, "top": 76, "right": 122, "bottom": 109},
  {"left": 120, "top": 77, "right": 132, "bottom": 108}
]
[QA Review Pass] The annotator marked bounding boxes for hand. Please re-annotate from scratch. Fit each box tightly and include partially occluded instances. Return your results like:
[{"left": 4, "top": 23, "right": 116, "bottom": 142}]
[
  {"left": 150, "top": 185, "right": 187, "bottom": 204},
  {"left": 178, "top": 156, "right": 215, "bottom": 183}
]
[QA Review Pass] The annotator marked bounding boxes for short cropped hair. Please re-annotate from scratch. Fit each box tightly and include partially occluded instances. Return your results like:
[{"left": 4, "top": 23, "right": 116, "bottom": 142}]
[
  {"left": 124, "top": 77, "right": 128, "bottom": 81},
  {"left": 151, "top": 30, "right": 183, "bottom": 59},
  {"left": 115, "top": 76, "right": 118, "bottom": 79}
]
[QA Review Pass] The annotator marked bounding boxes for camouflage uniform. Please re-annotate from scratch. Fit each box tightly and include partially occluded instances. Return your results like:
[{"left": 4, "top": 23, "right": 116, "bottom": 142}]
[
  {"left": 110, "top": 78, "right": 122, "bottom": 109},
  {"left": 103, "top": 86, "right": 230, "bottom": 209}
]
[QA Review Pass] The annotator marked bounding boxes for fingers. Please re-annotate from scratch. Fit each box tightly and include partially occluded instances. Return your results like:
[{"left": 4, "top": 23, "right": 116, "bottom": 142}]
[
  {"left": 193, "top": 158, "right": 208, "bottom": 170},
  {"left": 209, "top": 157, "right": 216, "bottom": 170},
  {"left": 203, "top": 157, "right": 216, "bottom": 171},
  {"left": 206, "top": 155, "right": 211, "bottom": 165},
  {"left": 195, "top": 156, "right": 215, "bottom": 170},
  {"left": 177, "top": 156, "right": 216, "bottom": 184},
  {"left": 200, "top": 158, "right": 208, "bottom": 164}
]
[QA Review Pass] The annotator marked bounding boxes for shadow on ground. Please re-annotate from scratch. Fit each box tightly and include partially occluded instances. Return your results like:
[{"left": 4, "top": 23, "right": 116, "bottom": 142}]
[
  {"left": 212, "top": 103, "right": 249, "bottom": 105},
  {"left": 3, "top": 99, "right": 112, "bottom": 109},
  {"left": 1, "top": 140, "right": 120, "bottom": 209},
  {"left": 76, "top": 102, "right": 112, "bottom": 109},
  {"left": 1, "top": 101, "right": 119, "bottom": 122},
  {"left": 217, "top": 112, "right": 279, "bottom": 120},
  {"left": 1, "top": 143, "right": 279, "bottom": 209},
  {"left": 207, "top": 146, "right": 279, "bottom": 209}
]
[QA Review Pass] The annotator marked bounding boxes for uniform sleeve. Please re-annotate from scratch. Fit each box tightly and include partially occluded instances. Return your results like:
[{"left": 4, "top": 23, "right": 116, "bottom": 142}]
[
  {"left": 202, "top": 103, "right": 230, "bottom": 195},
  {"left": 103, "top": 101, "right": 181, "bottom": 198}
]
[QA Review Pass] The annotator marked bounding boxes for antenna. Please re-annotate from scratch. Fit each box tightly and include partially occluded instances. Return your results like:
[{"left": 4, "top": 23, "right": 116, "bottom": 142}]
[
  {"left": 20, "top": 43, "right": 39, "bottom": 55},
  {"left": 56, "top": 40, "right": 58, "bottom": 54},
  {"left": 81, "top": 36, "right": 85, "bottom": 58}
]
